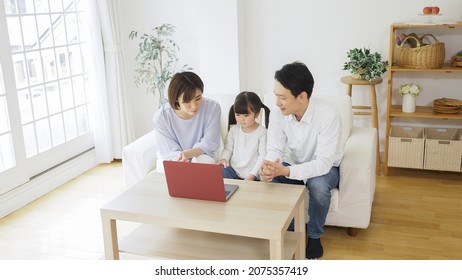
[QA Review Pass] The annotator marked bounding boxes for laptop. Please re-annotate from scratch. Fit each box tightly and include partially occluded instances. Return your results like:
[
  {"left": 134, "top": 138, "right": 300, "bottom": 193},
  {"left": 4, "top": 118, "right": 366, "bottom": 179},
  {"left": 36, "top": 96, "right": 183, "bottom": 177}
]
[{"left": 163, "top": 161, "right": 239, "bottom": 202}]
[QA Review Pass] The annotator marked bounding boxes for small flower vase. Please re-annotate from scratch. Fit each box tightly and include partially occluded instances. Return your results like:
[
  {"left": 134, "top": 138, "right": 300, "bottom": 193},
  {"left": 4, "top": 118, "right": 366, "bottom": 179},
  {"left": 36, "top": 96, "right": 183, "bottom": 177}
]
[{"left": 402, "top": 94, "right": 416, "bottom": 113}]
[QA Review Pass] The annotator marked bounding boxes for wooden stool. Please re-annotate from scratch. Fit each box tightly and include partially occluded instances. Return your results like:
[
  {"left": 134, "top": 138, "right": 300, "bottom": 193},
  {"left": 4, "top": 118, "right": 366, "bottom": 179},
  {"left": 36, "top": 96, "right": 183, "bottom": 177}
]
[{"left": 341, "top": 76, "right": 382, "bottom": 175}]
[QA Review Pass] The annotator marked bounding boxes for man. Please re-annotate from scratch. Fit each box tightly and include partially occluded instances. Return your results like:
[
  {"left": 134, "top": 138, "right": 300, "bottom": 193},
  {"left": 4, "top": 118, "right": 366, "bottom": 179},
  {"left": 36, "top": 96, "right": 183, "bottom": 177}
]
[{"left": 259, "top": 61, "right": 343, "bottom": 259}]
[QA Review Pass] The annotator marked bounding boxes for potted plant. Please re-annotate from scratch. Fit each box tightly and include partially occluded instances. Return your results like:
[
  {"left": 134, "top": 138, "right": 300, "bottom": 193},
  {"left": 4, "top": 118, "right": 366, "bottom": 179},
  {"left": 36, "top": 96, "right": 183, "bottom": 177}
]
[
  {"left": 343, "top": 47, "right": 388, "bottom": 81},
  {"left": 399, "top": 83, "right": 422, "bottom": 113},
  {"left": 129, "top": 23, "right": 191, "bottom": 106}
]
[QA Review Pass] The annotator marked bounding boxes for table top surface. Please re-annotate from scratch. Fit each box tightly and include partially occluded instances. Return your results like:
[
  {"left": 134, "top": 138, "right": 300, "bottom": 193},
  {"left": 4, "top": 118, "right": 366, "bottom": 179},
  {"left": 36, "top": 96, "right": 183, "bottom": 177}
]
[
  {"left": 101, "top": 172, "right": 306, "bottom": 240},
  {"left": 341, "top": 75, "right": 383, "bottom": 85}
]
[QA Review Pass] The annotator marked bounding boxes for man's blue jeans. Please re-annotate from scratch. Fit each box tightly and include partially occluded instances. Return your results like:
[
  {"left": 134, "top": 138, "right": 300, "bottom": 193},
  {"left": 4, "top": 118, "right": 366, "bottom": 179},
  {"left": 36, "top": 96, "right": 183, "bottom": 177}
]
[{"left": 272, "top": 163, "right": 339, "bottom": 239}]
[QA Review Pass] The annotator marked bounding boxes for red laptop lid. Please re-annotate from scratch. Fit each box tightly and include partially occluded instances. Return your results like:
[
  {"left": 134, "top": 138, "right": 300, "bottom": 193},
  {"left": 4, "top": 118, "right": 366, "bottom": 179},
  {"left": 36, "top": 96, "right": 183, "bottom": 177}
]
[{"left": 163, "top": 161, "right": 227, "bottom": 202}]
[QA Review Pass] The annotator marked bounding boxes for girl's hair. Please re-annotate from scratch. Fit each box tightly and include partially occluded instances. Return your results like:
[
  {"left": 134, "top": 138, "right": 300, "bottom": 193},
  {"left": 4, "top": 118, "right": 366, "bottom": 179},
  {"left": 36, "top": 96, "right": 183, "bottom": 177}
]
[
  {"left": 168, "top": 71, "right": 204, "bottom": 109},
  {"left": 228, "top": 91, "right": 270, "bottom": 130}
]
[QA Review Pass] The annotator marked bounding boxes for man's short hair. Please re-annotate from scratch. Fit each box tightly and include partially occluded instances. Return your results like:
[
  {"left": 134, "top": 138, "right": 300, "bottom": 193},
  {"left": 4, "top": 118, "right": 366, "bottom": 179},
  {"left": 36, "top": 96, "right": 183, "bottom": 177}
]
[{"left": 274, "top": 61, "right": 314, "bottom": 98}]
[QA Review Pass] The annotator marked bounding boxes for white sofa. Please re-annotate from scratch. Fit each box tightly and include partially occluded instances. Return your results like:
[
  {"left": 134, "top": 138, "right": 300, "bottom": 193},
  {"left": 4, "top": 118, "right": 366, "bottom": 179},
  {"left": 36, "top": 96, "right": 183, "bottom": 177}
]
[{"left": 122, "top": 94, "right": 377, "bottom": 236}]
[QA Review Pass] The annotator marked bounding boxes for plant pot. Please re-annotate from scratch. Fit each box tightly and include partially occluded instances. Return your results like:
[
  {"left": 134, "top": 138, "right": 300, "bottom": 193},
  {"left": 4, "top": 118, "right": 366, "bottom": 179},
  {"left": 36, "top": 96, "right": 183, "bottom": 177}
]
[
  {"left": 351, "top": 68, "right": 365, "bottom": 80},
  {"left": 402, "top": 94, "right": 416, "bottom": 113}
]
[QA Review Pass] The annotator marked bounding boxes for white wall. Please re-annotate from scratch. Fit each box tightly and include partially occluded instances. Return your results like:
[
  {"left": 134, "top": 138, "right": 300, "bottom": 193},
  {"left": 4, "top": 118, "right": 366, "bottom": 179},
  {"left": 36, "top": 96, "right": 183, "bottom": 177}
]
[
  {"left": 117, "top": 0, "right": 240, "bottom": 137},
  {"left": 238, "top": 0, "right": 462, "bottom": 153},
  {"left": 118, "top": 0, "right": 462, "bottom": 152}
]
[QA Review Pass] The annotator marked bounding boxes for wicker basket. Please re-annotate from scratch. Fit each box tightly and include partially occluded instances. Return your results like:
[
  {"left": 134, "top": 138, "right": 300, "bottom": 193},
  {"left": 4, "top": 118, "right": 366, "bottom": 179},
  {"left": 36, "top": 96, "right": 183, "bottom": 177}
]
[
  {"left": 395, "top": 34, "right": 445, "bottom": 69},
  {"left": 424, "top": 128, "right": 462, "bottom": 172},
  {"left": 388, "top": 126, "right": 425, "bottom": 169}
]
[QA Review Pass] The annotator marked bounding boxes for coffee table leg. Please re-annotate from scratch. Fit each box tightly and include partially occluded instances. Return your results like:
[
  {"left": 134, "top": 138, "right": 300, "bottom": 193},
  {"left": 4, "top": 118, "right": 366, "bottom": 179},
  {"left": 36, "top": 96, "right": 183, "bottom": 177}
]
[
  {"left": 294, "top": 190, "right": 307, "bottom": 260},
  {"left": 269, "top": 239, "right": 283, "bottom": 260},
  {"left": 102, "top": 218, "right": 120, "bottom": 260}
]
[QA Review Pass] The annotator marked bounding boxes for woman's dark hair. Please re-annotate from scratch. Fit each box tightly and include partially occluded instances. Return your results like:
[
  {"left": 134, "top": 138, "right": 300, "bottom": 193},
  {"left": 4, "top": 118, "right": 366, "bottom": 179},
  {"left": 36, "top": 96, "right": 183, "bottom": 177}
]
[
  {"left": 228, "top": 91, "right": 270, "bottom": 130},
  {"left": 168, "top": 71, "right": 204, "bottom": 109},
  {"left": 274, "top": 61, "right": 314, "bottom": 98}
]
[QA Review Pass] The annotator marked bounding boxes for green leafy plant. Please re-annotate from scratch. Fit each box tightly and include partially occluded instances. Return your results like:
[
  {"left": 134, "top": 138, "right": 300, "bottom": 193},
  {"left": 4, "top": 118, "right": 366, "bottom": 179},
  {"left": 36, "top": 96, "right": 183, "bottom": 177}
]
[
  {"left": 343, "top": 48, "right": 388, "bottom": 81},
  {"left": 455, "top": 50, "right": 462, "bottom": 56},
  {"left": 399, "top": 83, "right": 422, "bottom": 97},
  {"left": 129, "top": 23, "right": 191, "bottom": 105}
]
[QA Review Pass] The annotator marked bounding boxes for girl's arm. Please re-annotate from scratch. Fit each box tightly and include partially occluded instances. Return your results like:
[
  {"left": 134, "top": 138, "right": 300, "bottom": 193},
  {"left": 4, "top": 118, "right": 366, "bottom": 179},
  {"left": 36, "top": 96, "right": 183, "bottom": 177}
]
[{"left": 251, "top": 127, "right": 268, "bottom": 178}]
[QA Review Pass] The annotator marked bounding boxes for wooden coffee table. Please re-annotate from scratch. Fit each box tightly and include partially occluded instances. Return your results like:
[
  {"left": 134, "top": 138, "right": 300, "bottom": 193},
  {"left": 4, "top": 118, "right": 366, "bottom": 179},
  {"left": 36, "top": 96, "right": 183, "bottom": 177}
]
[{"left": 101, "top": 172, "right": 306, "bottom": 260}]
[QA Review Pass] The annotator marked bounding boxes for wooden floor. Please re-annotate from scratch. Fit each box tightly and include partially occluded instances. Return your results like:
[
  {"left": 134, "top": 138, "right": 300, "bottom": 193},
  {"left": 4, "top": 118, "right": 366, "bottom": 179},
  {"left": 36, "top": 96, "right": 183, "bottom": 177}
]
[{"left": 0, "top": 162, "right": 461, "bottom": 260}]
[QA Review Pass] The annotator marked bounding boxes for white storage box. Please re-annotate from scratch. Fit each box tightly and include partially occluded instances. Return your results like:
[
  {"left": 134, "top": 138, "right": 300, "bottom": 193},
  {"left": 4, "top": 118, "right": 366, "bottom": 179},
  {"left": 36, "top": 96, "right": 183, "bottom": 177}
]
[
  {"left": 388, "top": 126, "right": 425, "bottom": 169},
  {"left": 424, "top": 128, "right": 462, "bottom": 172}
]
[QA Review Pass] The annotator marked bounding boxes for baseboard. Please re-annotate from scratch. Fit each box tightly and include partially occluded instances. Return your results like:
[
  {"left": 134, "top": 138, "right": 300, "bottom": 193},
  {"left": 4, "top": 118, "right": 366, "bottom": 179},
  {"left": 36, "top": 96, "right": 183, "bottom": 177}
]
[{"left": 0, "top": 149, "right": 97, "bottom": 219}]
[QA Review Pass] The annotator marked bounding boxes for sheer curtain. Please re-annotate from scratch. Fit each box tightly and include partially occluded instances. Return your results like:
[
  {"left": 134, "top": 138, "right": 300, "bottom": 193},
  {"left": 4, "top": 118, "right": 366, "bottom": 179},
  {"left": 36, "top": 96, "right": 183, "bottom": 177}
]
[{"left": 87, "top": 0, "right": 135, "bottom": 162}]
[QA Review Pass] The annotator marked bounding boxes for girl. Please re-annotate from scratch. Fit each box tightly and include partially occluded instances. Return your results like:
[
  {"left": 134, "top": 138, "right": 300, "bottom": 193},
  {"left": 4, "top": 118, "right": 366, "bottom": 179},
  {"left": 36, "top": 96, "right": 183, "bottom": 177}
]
[
  {"left": 218, "top": 91, "right": 270, "bottom": 180},
  {"left": 153, "top": 72, "right": 221, "bottom": 171}
]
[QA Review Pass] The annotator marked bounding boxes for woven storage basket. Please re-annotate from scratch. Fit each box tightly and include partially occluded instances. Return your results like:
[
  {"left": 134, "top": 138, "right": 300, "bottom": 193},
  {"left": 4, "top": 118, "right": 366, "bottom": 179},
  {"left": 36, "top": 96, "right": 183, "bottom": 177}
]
[
  {"left": 395, "top": 34, "right": 445, "bottom": 69},
  {"left": 424, "top": 128, "right": 462, "bottom": 172},
  {"left": 388, "top": 126, "right": 425, "bottom": 169}
]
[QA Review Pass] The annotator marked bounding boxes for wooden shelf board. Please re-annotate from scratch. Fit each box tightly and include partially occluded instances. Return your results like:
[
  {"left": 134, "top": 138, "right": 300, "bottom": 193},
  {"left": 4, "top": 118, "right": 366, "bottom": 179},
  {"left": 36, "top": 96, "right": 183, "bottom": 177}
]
[
  {"left": 119, "top": 224, "right": 302, "bottom": 260},
  {"left": 390, "top": 64, "right": 462, "bottom": 72},
  {"left": 389, "top": 105, "right": 462, "bottom": 120},
  {"left": 385, "top": 166, "right": 461, "bottom": 174},
  {"left": 392, "top": 22, "right": 462, "bottom": 29}
]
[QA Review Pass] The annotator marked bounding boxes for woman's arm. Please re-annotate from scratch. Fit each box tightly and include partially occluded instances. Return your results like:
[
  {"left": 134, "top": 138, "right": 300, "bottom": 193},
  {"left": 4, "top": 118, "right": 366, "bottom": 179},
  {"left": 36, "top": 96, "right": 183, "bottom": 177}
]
[
  {"left": 192, "top": 99, "right": 222, "bottom": 156},
  {"left": 153, "top": 110, "right": 184, "bottom": 160}
]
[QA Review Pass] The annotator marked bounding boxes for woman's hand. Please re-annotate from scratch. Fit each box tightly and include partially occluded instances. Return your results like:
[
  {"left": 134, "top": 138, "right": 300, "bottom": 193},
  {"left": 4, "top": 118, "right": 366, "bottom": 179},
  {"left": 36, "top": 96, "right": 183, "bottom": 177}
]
[
  {"left": 176, "top": 152, "right": 189, "bottom": 162},
  {"left": 176, "top": 147, "right": 202, "bottom": 162}
]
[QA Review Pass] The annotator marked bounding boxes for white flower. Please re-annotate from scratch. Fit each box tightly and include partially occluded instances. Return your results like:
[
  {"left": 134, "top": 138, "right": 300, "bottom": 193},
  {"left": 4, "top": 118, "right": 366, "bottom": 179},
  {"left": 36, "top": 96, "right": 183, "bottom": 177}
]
[{"left": 399, "top": 83, "right": 422, "bottom": 97}]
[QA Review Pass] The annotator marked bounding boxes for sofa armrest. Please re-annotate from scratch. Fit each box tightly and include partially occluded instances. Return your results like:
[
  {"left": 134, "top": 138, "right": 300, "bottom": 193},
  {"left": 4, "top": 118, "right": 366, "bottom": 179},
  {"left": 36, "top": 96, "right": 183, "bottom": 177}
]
[
  {"left": 336, "top": 126, "right": 377, "bottom": 228},
  {"left": 122, "top": 130, "right": 158, "bottom": 188}
]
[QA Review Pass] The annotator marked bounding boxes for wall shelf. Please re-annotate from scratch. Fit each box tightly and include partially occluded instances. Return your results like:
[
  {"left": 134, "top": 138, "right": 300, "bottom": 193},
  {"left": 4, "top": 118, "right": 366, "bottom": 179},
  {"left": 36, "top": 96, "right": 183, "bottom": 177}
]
[{"left": 389, "top": 105, "right": 462, "bottom": 119}]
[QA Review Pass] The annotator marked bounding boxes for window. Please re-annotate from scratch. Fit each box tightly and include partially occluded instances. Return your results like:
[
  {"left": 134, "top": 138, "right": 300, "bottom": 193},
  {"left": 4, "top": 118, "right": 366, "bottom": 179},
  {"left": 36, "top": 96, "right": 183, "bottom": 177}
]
[{"left": 0, "top": 0, "right": 94, "bottom": 194}]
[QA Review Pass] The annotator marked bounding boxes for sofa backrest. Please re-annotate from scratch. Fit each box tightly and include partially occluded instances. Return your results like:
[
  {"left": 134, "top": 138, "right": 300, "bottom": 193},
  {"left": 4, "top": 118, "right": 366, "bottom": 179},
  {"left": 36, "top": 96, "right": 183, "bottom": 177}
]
[
  {"left": 205, "top": 94, "right": 237, "bottom": 140},
  {"left": 311, "top": 94, "right": 353, "bottom": 149},
  {"left": 207, "top": 93, "right": 353, "bottom": 149}
]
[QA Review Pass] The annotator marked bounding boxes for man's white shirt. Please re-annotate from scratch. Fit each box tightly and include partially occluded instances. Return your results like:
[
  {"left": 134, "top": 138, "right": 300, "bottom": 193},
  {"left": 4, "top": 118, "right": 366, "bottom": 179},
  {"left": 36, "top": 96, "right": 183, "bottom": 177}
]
[{"left": 266, "top": 98, "right": 343, "bottom": 181}]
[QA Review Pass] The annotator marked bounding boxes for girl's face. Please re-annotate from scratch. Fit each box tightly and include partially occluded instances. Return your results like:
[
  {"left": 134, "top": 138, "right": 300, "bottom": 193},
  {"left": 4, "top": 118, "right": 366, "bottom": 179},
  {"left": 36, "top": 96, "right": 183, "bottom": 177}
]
[
  {"left": 235, "top": 109, "right": 258, "bottom": 131},
  {"left": 176, "top": 89, "right": 203, "bottom": 119}
]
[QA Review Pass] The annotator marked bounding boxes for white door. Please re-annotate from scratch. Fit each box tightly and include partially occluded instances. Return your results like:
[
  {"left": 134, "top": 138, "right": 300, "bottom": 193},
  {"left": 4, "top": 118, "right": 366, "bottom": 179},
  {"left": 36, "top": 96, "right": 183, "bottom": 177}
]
[{"left": 0, "top": 0, "right": 94, "bottom": 195}]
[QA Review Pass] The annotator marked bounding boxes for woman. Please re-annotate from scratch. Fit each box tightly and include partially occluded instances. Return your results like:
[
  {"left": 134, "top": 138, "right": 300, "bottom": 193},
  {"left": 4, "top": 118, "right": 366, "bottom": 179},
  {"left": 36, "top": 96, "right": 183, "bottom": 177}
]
[{"left": 153, "top": 71, "right": 221, "bottom": 171}]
